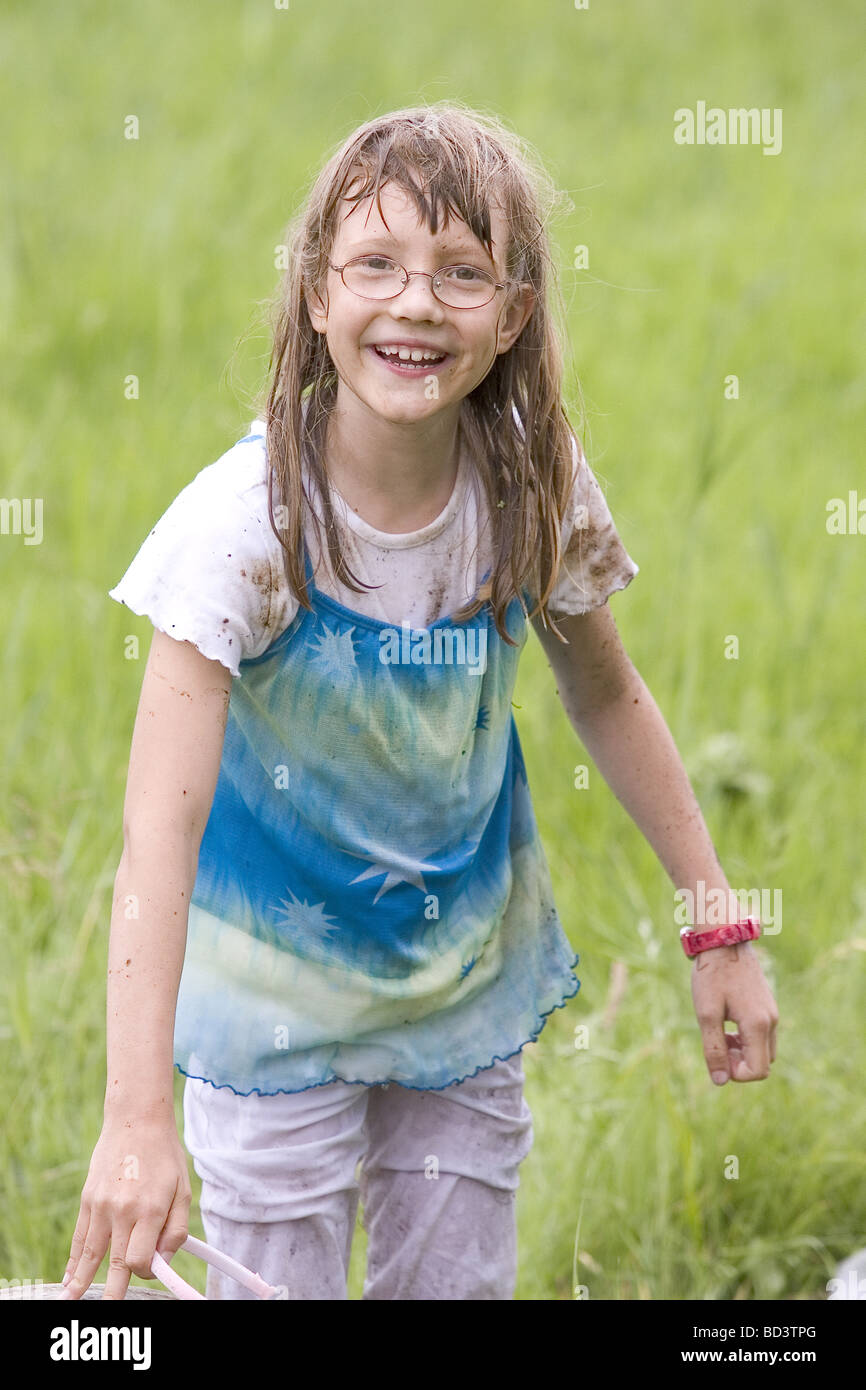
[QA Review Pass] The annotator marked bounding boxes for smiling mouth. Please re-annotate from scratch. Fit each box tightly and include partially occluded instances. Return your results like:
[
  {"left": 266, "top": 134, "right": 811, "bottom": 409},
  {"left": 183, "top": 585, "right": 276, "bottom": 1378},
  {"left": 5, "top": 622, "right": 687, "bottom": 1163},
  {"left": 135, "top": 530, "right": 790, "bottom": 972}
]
[{"left": 369, "top": 345, "right": 451, "bottom": 371}]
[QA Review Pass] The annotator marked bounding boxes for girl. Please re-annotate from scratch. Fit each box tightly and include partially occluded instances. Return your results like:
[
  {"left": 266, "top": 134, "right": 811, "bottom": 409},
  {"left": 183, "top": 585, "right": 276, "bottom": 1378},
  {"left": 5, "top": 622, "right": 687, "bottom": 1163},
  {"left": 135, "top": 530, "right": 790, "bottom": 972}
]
[{"left": 62, "top": 103, "right": 778, "bottom": 1302}]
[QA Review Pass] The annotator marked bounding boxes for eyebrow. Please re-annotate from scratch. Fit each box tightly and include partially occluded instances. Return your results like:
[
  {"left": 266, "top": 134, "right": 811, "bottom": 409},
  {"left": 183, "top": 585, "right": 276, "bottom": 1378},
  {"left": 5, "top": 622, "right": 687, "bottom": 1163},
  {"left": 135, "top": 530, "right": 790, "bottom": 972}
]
[{"left": 346, "top": 232, "right": 494, "bottom": 262}]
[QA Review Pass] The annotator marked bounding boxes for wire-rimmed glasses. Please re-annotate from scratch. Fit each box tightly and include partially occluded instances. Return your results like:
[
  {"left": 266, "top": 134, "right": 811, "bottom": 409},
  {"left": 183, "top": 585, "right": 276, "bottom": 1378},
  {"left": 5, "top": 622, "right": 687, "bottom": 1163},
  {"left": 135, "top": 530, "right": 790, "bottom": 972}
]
[{"left": 328, "top": 255, "right": 513, "bottom": 309}]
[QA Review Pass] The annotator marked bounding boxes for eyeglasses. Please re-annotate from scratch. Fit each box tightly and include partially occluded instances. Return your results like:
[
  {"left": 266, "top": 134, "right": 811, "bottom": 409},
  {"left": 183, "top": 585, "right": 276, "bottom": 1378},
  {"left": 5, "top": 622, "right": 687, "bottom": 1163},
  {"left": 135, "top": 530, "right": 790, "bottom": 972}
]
[{"left": 328, "top": 255, "right": 513, "bottom": 309}]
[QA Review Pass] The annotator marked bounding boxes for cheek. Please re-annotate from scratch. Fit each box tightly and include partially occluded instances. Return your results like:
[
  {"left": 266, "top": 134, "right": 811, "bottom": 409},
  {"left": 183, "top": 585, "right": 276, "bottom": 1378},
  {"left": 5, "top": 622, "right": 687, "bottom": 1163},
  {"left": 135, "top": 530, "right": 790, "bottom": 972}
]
[
  {"left": 327, "top": 320, "right": 364, "bottom": 360},
  {"left": 463, "top": 327, "right": 500, "bottom": 367},
  {"left": 324, "top": 291, "right": 365, "bottom": 337}
]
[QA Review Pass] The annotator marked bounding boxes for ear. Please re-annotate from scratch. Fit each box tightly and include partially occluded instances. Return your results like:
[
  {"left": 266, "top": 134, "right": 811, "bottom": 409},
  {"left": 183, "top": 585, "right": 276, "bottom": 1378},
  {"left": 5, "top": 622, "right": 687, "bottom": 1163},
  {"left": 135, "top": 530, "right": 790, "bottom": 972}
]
[
  {"left": 304, "top": 281, "right": 329, "bottom": 336},
  {"left": 494, "top": 282, "right": 536, "bottom": 356}
]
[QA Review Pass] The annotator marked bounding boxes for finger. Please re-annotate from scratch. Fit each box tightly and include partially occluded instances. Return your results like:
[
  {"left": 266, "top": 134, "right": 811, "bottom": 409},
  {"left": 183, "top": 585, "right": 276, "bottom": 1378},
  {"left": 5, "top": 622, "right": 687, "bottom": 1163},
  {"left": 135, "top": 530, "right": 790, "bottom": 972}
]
[
  {"left": 125, "top": 1216, "right": 169, "bottom": 1282},
  {"left": 101, "top": 1223, "right": 135, "bottom": 1301},
  {"left": 156, "top": 1185, "right": 191, "bottom": 1262},
  {"left": 697, "top": 1013, "right": 731, "bottom": 1085},
  {"left": 62, "top": 1203, "right": 92, "bottom": 1289},
  {"left": 724, "top": 1032, "right": 746, "bottom": 1067},
  {"left": 61, "top": 1210, "right": 111, "bottom": 1300},
  {"left": 728, "top": 1015, "right": 771, "bottom": 1080}
]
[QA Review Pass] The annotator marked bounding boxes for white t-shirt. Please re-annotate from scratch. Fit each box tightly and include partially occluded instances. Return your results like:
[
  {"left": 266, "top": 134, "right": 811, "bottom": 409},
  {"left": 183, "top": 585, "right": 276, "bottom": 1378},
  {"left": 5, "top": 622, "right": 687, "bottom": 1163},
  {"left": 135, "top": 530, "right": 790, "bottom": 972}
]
[{"left": 108, "top": 418, "right": 639, "bottom": 679}]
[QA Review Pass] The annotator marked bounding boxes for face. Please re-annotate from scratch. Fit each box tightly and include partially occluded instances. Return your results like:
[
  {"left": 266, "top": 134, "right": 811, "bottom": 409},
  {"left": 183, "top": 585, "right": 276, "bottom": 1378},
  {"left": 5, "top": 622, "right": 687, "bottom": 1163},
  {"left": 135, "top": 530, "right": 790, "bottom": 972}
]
[{"left": 304, "top": 178, "right": 535, "bottom": 427}]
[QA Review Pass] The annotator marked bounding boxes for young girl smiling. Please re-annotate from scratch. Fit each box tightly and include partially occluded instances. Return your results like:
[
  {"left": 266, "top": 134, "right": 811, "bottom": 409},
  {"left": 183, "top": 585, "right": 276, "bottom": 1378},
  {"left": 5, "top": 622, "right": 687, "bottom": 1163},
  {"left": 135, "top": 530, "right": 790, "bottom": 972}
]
[{"left": 62, "top": 102, "right": 778, "bottom": 1301}]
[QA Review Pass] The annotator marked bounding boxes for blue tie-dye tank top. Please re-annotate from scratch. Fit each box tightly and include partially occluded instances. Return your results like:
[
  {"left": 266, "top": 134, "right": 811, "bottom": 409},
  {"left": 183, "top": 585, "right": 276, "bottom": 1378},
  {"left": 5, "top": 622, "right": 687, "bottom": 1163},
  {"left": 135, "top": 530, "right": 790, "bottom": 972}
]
[{"left": 174, "top": 531, "right": 581, "bottom": 1095}]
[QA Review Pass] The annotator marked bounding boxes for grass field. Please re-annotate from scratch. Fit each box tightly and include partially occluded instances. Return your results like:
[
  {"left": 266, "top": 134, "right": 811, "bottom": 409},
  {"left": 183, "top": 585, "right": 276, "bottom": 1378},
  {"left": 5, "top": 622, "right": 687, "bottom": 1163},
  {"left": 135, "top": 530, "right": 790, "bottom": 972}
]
[{"left": 1, "top": 0, "right": 864, "bottom": 1300}]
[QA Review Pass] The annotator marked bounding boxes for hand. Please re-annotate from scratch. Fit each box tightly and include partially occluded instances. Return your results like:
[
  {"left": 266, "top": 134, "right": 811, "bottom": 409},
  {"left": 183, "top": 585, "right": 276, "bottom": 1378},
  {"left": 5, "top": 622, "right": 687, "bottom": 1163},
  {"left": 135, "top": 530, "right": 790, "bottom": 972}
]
[
  {"left": 691, "top": 941, "right": 779, "bottom": 1086},
  {"left": 60, "top": 1115, "right": 192, "bottom": 1300}
]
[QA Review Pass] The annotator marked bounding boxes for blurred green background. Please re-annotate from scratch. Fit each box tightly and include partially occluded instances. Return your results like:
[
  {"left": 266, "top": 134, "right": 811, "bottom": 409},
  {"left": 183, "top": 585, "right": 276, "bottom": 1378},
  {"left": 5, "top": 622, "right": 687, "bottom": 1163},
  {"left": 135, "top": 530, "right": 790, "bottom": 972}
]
[{"left": 1, "top": 0, "right": 864, "bottom": 1300}]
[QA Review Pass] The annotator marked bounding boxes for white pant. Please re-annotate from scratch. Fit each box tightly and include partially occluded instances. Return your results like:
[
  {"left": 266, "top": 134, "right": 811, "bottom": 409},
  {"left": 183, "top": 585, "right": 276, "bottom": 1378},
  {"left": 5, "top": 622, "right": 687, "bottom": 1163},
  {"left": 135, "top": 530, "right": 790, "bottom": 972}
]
[{"left": 181, "top": 1051, "right": 534, "bottom": 1300}]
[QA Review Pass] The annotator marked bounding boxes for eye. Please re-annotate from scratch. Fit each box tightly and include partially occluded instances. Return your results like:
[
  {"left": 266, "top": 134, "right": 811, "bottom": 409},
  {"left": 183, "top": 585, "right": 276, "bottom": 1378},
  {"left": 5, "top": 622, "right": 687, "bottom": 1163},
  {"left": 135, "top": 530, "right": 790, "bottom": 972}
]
[
  {"left": 356, "top": 255, "right": 397, "bottom": 271},
  {"left": 441, "top": 264, "right": 489, "bottom": 284}
]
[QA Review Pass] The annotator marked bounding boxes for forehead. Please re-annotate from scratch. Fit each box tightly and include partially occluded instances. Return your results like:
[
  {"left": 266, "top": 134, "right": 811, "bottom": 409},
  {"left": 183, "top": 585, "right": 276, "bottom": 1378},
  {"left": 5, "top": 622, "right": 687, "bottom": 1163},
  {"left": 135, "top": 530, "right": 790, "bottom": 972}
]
[{"left": 335, "top": 179, "right": 507, "bottom": 265}]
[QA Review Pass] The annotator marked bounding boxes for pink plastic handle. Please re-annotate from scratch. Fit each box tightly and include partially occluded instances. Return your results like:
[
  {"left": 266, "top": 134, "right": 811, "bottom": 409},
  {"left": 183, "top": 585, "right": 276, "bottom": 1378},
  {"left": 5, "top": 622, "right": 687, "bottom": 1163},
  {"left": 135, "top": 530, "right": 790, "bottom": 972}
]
[{"left": 150, "top": 1235, "right": 284, "bottom": 1300}]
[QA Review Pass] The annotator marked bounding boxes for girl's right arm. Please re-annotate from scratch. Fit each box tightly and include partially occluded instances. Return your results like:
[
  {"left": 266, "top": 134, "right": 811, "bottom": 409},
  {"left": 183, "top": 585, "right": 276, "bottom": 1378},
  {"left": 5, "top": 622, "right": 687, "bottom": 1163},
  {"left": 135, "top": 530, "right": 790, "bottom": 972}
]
[{"left": 61, "top": 629, "right": 234, "bottom": 1300}]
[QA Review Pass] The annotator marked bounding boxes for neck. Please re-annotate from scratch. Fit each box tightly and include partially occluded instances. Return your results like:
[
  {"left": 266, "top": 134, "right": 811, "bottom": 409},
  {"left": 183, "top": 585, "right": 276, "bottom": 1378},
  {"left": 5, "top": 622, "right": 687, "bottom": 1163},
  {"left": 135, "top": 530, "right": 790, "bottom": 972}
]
[{"left": 322, "top": 397, "right": 464, "bottom": 534}]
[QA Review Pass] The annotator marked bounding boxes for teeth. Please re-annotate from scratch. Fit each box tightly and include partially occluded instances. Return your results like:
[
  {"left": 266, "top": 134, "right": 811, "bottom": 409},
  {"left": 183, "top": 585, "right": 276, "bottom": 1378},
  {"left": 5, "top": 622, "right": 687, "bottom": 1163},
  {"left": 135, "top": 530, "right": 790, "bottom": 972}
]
[{"left": 375, "top": 345, "right": 446, "bottom": 362}]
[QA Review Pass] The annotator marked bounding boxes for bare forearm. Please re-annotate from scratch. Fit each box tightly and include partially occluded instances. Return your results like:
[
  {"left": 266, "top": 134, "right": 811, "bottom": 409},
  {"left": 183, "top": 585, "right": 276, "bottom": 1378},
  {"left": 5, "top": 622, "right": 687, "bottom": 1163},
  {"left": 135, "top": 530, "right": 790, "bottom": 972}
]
[
  {"left": 570, "top": 674, "right": 740, "bottom": 927},
  {"left": 103, "top": 838, "right": 199, "bottom": 1119}
]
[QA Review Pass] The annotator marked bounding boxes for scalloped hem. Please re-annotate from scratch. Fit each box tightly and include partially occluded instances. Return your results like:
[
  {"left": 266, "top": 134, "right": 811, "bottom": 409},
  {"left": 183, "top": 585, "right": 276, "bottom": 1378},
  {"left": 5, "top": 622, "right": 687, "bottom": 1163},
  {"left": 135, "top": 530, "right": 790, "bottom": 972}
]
[
  {"left": 548, "top": 563, "right": 639, "bottom": 619},
  {"left": 175, "top": 962, "right": 581, "bottom": 1098},
  {"left": 107, "top": 587, "right": 242, "bottom": 680}
]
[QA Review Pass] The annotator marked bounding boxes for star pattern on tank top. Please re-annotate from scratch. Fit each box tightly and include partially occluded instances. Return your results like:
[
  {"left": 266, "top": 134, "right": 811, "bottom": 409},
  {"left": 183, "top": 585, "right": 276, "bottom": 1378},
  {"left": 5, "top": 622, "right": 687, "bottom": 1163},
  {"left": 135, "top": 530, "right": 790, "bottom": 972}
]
[
  {"left": 306, "top": 621, "right": 359, "bottom": 679},
  {"left": 269, "top": 888, "right": 340, "bottom": 939},
  {"left": 347, "top": 847, "right": 442, "bottom": 905}
]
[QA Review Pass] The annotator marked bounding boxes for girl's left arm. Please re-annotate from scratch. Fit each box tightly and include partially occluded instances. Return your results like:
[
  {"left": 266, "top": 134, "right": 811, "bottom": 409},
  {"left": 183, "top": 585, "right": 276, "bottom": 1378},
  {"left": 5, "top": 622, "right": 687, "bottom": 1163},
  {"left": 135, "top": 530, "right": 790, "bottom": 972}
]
[{"left": 532, "top": 602, "right": 779, "bottom": 1087}]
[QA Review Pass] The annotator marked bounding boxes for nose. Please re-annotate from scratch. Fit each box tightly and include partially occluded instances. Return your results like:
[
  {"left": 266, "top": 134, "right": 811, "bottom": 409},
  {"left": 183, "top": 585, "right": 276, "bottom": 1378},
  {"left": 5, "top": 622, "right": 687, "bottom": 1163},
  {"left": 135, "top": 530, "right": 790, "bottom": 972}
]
[{"left": 393, "top": 272, "right": 446, "bottom": 321}]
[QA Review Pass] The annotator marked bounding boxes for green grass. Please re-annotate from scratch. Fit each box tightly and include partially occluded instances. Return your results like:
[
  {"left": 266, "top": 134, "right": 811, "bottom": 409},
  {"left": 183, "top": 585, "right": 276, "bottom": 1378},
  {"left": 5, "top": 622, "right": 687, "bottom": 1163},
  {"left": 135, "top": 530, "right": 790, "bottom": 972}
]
[{"left": 1, "top": 0, "right": 864, "bottom": 1300}]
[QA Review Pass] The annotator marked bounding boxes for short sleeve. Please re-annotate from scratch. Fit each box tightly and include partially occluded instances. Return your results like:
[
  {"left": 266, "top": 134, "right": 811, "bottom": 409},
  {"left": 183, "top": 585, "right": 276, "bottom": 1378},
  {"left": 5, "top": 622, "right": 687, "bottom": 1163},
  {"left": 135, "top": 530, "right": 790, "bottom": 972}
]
[
  {"left": 107, "top": 461, "right": 280, "bottom": 680},
  {"left": 546, "top": 437, "right": 640, "bottom": 616}
]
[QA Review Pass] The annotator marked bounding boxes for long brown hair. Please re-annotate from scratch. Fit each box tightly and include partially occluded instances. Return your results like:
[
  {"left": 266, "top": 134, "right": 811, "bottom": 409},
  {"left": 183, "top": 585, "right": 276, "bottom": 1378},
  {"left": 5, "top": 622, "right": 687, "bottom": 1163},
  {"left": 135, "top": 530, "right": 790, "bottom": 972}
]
[{"left": 251, "top": 100, "right": 582, "bottom": 647}]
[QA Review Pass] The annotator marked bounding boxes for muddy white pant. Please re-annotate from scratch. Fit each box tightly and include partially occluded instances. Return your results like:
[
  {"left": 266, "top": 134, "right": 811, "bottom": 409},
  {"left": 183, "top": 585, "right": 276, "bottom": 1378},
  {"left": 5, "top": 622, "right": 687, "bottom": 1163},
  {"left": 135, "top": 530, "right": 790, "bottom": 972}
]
[{"left": 181, "top": 1051, "right": 533, "bottom": 1300}]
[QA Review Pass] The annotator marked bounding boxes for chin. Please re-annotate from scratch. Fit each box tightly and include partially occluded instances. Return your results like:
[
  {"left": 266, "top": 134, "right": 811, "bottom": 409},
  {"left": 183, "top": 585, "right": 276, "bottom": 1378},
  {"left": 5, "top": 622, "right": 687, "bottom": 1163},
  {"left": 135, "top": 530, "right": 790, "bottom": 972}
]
[{"left": 367, "top": 394, "right": 445, "bottom": 424}]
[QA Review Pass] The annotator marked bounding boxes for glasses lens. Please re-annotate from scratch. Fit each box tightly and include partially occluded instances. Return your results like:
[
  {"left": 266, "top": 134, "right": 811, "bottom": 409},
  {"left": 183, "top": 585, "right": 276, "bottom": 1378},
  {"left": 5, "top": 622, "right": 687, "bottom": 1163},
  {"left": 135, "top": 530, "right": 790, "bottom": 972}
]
[
  {"left": 342, "top": 256, "right": 405, "bottom": 299},
  {"left": 434, "top": 265, "right": 497, "bottom": 308}
]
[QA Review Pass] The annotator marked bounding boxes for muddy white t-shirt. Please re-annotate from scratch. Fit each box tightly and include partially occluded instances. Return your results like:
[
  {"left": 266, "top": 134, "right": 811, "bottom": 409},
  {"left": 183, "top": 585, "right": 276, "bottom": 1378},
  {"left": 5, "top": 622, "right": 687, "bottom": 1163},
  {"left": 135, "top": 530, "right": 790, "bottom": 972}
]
[{"left": 108, "top": 417, "right": 639, "bottom": 679}]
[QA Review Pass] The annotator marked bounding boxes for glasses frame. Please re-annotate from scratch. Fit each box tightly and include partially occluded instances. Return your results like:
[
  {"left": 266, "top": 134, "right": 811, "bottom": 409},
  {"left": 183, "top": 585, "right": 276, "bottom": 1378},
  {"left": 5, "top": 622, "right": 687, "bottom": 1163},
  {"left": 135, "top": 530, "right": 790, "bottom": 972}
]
[{"left": 328, "top": 255, "right": 515, "bottom": 309}]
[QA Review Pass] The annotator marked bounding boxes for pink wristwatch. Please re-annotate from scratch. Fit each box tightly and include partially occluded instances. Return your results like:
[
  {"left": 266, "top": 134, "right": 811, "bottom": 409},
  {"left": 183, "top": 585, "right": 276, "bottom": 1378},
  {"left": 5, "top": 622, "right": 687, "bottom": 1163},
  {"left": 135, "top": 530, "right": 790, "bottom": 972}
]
[{"left": 680, "top": 917, "right": 761, "bottom": 958}]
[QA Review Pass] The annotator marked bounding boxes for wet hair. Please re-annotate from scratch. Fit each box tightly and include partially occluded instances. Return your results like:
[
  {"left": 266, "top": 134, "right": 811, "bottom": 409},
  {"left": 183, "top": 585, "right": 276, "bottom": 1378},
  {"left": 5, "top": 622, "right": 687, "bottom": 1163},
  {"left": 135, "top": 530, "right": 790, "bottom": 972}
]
[{"left": 248, "top": 100, "right": 583, "bottom": 645}]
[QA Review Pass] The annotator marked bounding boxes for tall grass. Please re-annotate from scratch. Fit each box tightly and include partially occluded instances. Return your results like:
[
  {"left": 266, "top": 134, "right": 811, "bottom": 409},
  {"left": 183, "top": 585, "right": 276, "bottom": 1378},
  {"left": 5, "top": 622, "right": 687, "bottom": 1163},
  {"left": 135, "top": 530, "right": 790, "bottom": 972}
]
[{"left": 1, "top": 0, "right": 863, "bottom": 1298}]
